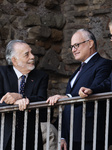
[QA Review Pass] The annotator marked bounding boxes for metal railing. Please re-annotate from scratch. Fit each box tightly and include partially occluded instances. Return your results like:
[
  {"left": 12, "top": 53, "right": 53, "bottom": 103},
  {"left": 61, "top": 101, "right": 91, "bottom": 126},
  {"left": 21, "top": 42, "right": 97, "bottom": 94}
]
[{"left": 0, "top": 92, "right": 112, "bottom": 150}]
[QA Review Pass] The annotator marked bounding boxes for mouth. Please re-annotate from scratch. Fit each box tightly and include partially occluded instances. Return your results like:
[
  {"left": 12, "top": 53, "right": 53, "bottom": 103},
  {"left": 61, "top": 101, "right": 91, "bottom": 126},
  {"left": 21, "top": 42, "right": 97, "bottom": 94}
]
[
  {"left": 74, "top": 52, "right": 80, "bottom": 56},
  {"left": 28, "top": 60, "right": 35, "bottom": 64}
]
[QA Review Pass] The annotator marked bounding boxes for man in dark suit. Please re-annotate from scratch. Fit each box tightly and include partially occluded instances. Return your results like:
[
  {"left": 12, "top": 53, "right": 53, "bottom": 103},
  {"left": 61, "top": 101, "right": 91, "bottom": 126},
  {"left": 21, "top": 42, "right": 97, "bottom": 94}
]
[
  {"left": 79, "top": 21, "right": 112, "bottom": 97},
  {"left": 46, "top": 29, "right": 112, "bottom": 150},
  {"left": 0, "top": 40, "right": 48, "bottom": 150},
  {"left": 79, "top": 23, "right": 112, "bottom": 149}
]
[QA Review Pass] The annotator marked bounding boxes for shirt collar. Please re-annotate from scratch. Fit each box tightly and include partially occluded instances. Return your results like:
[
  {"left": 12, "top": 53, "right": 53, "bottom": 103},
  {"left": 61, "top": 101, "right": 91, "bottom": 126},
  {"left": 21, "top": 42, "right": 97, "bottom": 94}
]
[
  {"left": 13, "top": 66, "right": 28, "bottom": 79},
  {"left": 83, "top": 52, "right": 97, "bottom": 64}
]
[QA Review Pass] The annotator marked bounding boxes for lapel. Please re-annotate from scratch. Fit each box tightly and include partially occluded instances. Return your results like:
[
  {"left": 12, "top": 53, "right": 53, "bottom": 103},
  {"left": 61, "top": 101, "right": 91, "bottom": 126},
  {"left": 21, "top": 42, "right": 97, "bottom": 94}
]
[
  {"left": 70, "top": 53, "right": 100, "bottom": 91},
  {"left": 7, "top": 66, "right": 36, "bottom": 95},
  {"left": 67, "top": 66, "right": 80, "bottom": 93},
  {"left": 25, "top": 70, "right": 35, "bottom": 96},
  {"left": 7, "top": 66, "right": 18, "bottom": 92}
]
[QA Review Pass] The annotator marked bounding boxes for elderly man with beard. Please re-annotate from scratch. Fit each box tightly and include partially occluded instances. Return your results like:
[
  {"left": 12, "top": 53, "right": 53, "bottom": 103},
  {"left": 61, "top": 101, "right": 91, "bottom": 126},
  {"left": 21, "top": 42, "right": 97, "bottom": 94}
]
[{"left": 0, "top": 40, "right": 48, "bottom": 150}]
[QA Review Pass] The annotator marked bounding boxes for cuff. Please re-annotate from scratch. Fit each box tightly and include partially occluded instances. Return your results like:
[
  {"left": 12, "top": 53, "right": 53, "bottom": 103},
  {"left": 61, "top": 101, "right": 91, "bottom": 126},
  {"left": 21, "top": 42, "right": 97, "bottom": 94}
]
[{"left": 66, "top": 94, "right": 72, "bottom": 98}]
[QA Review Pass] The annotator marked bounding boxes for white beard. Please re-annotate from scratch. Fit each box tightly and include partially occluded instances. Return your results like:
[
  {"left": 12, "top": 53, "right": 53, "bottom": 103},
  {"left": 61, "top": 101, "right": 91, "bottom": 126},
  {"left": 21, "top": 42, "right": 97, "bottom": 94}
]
[{"left": 17, "top": 61, "right": 35, "bottom": 71}]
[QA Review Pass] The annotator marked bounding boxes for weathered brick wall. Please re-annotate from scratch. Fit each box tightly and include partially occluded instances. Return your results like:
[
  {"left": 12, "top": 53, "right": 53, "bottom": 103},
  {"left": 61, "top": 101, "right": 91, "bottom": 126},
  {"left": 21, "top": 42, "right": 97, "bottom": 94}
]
[{"left": 0, "top": 0, "right": 112, "bottom": 97}]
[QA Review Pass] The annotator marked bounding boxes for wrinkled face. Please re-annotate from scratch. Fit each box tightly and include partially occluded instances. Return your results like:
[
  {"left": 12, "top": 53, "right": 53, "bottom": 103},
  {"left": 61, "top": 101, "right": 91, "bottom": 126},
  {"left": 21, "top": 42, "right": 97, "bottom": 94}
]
[
  {"left": 71, "top": 32, "right": 93, "bottom": 62},
  {"left": 12, "top": 43, "right": 35, "bottom": 74}
]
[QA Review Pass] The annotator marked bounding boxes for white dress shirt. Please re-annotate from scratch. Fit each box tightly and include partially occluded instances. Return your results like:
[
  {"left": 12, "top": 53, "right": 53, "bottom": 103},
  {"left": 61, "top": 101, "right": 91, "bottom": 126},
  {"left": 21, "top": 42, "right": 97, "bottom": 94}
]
[{"left": 13, "top": 66, "right": 28, "bottom": 93}]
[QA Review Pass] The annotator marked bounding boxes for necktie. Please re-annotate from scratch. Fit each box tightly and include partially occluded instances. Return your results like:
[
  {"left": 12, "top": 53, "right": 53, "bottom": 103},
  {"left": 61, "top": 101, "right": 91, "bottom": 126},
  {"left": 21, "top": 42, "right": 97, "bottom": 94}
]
[
  {"left": 76, "top": 62, "right": 86, "bottom": 79},
  {"left": 71, "top": 62, "right": 86, "bottom": 88},
  {"left": 20, "top": 75, "right": 26, "bottom": 97},
  {"left": 16, "top": 75, "right": 26, "bottom": 135},
  {"left": 78, "top": 62, "right": 85, "bottom": 74}
]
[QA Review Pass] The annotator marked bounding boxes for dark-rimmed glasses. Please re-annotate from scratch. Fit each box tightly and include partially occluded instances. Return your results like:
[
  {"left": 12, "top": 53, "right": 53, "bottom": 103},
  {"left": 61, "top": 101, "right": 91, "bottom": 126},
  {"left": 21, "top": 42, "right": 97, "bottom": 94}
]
[
  {"left": 70, "top": 40, "right": 89, "bottom": 50},
  {"left": 108, "top": 33, "right": 112, "bottom": 39}
]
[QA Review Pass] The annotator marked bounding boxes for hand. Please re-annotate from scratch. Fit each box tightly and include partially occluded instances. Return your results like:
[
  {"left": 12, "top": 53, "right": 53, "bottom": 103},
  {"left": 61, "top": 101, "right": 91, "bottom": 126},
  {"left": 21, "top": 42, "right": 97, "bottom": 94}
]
[
  {"left": 79, "top": 87, "right": 93, "bottom": 98},
  {"left": 0, "top": 92, "right": 22, "bottom": 104},
  {"left": 61, "top": 139, "right": 67, "bottom": 150},
  {"left": 46, "top": 95, "right": 68, "bottom": 105},
  {"left": 14, "top": 98, "right": 29, "bottom": 111}
]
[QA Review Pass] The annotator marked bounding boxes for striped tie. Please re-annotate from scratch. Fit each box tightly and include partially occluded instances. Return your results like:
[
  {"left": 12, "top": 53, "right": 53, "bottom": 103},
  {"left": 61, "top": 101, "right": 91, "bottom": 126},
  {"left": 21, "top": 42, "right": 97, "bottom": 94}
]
[
  {"left": 20, "top": 75, "right": 26, "bottom": 97},
  {"left": 76, "top": 62, "right": 86, "bottom": 79},
  {"left": 16, "top": 75, "right": 26, "bottom": 135}
]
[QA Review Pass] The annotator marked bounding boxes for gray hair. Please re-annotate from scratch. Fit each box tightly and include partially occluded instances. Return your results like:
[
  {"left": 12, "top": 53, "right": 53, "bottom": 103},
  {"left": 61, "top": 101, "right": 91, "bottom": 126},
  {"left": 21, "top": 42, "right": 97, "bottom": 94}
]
[
  {"left": 75, "top": 29, "right": 97, "bottom": 50},
  {"left": 6, "top": 40, "right": 27, "bottom": 65}
]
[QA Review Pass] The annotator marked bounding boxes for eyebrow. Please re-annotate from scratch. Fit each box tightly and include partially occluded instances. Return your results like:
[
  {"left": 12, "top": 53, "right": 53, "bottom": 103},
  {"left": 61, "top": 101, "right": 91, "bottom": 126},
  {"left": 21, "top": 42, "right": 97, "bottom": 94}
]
[{"left": 24, "top": 50, "right": 29, "bottom": 55}]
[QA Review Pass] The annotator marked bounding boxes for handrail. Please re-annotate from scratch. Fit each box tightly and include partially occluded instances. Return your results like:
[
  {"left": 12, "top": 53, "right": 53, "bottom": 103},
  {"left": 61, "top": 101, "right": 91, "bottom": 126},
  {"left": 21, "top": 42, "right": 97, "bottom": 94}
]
[
  {"left": 0, "top": 92, "right": 112, "bottom": 150},
  {"left": 0, "top": 92, "right": 112, "bottom": 112}
]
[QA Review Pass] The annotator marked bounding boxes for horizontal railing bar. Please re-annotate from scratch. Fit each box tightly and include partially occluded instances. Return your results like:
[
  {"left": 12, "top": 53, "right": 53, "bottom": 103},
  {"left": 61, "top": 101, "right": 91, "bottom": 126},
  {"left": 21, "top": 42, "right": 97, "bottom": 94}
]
[{"left": 0, "top": 92, "right": 112, "bottom": 113}]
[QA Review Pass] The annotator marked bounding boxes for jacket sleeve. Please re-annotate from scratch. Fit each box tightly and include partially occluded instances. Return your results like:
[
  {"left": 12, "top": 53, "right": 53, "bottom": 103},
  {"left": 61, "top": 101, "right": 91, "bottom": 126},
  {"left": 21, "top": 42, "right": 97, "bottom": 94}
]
[{"left": 91, "top": 74, "right": 111, "bottom": 94}]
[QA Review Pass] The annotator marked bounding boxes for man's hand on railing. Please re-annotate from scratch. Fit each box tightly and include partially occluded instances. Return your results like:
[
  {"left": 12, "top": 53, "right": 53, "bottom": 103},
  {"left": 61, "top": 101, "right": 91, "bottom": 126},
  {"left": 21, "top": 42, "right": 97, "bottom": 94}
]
[
  {"left": 46, "top": 95, "right": 68, "bottom": 105},
  {"left": 79, "top": 87, "right": 93, "bottom": 98},
  {"left": 0, "top": 92, "right": 23, "bottom": 104},
  {"left": 14, "top": 98, "right": 29, "bottom": 111},
  {"left": 61, "top": 139, "right": 67, "bottom": 150}
]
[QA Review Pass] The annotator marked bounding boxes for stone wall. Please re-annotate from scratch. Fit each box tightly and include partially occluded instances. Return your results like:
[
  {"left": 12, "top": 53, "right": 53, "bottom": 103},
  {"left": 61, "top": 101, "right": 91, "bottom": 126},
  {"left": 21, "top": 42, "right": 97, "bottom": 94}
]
[{"left": 0, "top": 0, "right": 112, "bottom": 97}]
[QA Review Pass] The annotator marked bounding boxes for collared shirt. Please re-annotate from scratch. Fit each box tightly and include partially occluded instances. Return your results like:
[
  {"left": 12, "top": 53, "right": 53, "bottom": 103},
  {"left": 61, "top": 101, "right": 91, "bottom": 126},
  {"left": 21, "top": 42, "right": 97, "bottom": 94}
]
[
  {"left": 13, "top": 66, "right": 28, "bottom": 93},
  {"left": 67, "top": 52, "right": 97, "bottom": 98},
  {"left": 84, "top": 52, "right": 97, "bottom": 63}
]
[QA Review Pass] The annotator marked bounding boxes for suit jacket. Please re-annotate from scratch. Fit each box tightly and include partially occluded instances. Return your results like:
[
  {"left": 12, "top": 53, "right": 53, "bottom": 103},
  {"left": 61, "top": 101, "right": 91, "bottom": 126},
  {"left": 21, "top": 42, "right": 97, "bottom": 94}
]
[
  {"left": 0, "top": 65, "right": 49, "bottom": 150},
  {"left": 90, "top": 72, "right": 112, "bottom": 146},
  {"left": 61, "top": 53, "right": 112, "bottom": 145},
  {"left": 91, "top": 73, "right": 112, "bottom": 93}
]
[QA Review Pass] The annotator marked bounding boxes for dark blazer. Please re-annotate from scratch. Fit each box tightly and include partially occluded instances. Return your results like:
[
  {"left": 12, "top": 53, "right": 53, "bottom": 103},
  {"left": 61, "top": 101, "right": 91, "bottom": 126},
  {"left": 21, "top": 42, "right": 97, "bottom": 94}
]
[
  {"left": 90, "top": 72, "right": 112, "bottom": 146},
  {"left": 61, "top": 53, "right": 112, "bottom": 145},
  {"left": 91, "top": 73, "right": 112, "bottom": 93},
  {"left": 0, "top": 65, "right": 49, "bottom": 150}
]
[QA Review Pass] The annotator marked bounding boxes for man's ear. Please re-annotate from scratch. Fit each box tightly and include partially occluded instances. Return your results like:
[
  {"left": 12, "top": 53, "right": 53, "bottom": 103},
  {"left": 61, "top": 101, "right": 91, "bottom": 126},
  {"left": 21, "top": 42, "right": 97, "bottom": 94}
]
[
  {"left": 89, "top": 40, "right": 94, "bottom": 49},
  {"left": 11, "top": 57, "right": 17, "bottom": 66}
]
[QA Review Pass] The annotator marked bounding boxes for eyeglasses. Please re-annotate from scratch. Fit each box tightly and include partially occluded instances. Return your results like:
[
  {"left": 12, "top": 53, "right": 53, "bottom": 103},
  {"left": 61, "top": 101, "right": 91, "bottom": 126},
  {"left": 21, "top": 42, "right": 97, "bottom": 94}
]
[
  {"left": 70, "top": 40, "right": 89, "bottom": 50},
  {"left": 108, "top": 33, "right": 112, "bottom": 39}
]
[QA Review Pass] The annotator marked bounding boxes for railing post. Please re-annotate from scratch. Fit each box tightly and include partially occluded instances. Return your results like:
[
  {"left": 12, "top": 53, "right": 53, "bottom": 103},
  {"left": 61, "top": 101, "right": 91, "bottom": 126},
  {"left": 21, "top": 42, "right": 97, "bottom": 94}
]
[
  {"left": 81, "top": 101, "right": 86, "bottom": 150},
  {"left": 11, "top": 111, "right": 16, "bottom": 150},
  {"left": 23, "top": 110, "right": 28, "bottom": 150},
  {"left": 69, "top": 104, "right": 74, "bottom": 150},
  {"left": 0, "top": 113, "right": 5, "bottom": 150},
  {"left": 35, "top": 108, "right": 39, "bottom": 150},
  {"left": 93, "top": 101, "right": 98, "bottom": 150},
  {"left": 105, "top": 99, "right": 110, "bottom": 150},
  {"left": 57, "top": 105, "right": 62, "bottom": 150},
  {"left": 46, "top": 107, "right": 51, "bottom": 150}
]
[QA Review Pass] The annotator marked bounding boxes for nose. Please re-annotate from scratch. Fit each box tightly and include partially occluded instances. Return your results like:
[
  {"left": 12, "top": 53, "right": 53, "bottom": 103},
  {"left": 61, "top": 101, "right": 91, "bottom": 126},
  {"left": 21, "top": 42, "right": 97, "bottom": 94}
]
[
  {"left": 30, "top": 52, "right": 34, "bottom": 59},
  {"left": 72, "top": 47, "right": 77, "bottom": 53}
]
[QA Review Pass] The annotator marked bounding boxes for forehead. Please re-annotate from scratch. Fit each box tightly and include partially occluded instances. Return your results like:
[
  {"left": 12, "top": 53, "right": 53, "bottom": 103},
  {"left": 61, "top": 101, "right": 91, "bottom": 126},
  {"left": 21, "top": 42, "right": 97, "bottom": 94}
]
[
  {"left": 71, "top": 32, "right": 85, "bottom": 44},
  {"left": 14, "top": 43, "right": 31, "bottom": 54}
]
